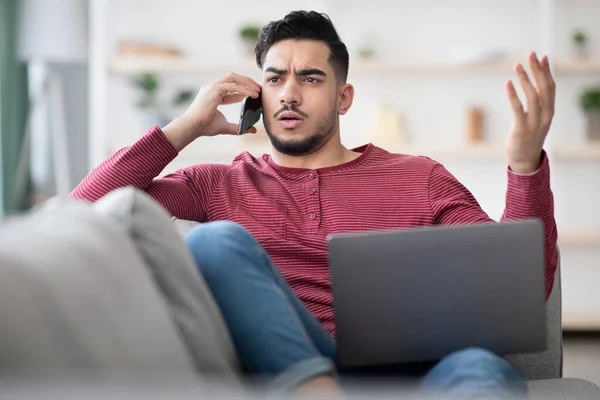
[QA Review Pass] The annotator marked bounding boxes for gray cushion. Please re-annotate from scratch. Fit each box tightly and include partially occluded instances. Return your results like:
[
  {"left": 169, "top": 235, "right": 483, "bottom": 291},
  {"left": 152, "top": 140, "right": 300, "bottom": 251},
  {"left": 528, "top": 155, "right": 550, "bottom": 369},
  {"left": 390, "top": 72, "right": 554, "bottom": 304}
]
[
  {"left": 528, "top": 378, "right": 600, "bottom": 400},
  {"left": 0, "top": 200, "right": 194, "bottom": 375},
  {"left": 94, "top": 188, "right": 241, "bottom": 382},
  {"left": 506, "top": 255, "right": 562, "bottom": 380}
]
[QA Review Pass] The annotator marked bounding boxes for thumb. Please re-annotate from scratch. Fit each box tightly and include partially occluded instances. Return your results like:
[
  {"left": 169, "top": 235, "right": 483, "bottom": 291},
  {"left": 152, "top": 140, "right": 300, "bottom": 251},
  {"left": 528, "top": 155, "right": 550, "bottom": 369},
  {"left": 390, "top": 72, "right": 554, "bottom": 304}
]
[{"left": 225, "top": 123, "right": 257, "bottom": 135}]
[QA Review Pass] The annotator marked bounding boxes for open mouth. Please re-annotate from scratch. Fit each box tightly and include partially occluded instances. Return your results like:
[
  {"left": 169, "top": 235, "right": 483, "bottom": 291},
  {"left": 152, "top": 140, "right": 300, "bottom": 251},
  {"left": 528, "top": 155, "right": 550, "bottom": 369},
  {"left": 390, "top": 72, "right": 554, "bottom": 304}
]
[{"left": 277, "top": 111, "right": 305, "bottom": 129}]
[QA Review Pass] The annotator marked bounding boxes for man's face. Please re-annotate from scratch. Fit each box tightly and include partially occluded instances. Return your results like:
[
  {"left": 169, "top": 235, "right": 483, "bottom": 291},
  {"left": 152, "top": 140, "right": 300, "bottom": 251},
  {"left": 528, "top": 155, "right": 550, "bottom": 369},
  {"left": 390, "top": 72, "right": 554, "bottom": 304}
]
[{"left": 261, "top": 39, "right": 340, "bottom": 156}]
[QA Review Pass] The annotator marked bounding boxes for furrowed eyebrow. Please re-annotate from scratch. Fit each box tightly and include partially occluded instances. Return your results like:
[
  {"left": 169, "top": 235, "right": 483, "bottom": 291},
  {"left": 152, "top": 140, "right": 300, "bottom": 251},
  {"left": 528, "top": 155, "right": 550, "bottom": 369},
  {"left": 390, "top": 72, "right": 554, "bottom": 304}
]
[
  {"left": 265, "top": 67, "right": 287, "bottom": 75},
  {"left": 296, "top": 68, "right": 326, "bottom": 77},
  {"left": 264, "top": 67, "right": 326, "bottom": 77}
]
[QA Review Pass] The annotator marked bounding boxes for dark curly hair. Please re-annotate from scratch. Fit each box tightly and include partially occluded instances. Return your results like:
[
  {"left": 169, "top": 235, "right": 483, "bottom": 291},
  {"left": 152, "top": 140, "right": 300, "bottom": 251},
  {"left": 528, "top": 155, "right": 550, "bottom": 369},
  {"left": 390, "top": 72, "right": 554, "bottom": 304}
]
[{"left": 255, "top": 11, "right": 349, "bottom": 83}]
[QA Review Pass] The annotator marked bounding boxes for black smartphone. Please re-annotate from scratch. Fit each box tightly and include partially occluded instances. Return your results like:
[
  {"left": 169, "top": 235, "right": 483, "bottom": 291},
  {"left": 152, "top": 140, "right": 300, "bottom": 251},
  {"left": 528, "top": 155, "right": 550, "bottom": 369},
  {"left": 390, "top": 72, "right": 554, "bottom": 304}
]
[{"left": 238, "top": 93, "right": 262, "bottom": 135}]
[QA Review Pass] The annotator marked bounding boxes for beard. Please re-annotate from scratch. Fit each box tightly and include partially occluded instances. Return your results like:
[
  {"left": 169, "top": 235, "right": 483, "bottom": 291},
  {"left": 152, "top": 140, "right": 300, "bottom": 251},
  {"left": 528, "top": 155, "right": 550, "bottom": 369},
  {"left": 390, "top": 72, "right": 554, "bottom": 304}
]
[{"left": 264, "top": 105, "right": 337, "bottom": 156}]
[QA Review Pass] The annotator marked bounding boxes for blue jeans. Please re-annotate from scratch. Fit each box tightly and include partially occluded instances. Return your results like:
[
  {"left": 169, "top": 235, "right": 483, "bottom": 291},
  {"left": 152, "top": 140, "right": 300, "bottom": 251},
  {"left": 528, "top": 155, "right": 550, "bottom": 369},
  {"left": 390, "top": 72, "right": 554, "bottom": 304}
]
[{"left": 185, "top": 221, "right": 527, "bottom": 398}]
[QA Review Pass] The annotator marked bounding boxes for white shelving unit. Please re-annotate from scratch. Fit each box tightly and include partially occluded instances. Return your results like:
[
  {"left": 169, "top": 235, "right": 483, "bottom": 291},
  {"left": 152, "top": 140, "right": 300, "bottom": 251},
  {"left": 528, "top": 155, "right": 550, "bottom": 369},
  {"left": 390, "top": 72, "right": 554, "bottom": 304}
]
[
  {"left": 90, "top": 0, "right": 600, "bottom": 330},
  {"left": 553, "top": 143, "right": 600, "bottom": 161},
  {"left": 109, "top": 55, "right": 525, "bottom": 76},
  {"left": 559, "top": 230, "right": 600, "bottom": 247},
  {"left": 555, "top": 60, "right": 600, "bottom": 74},
  {"left": 109, "top": 56, "right": 259, "bottom": 75},
  {"left": 109, "top": 55, "right": 600, "bottom": 77},
  {"left": 563, "top": 316, "right": 600, "bottom": 331}
]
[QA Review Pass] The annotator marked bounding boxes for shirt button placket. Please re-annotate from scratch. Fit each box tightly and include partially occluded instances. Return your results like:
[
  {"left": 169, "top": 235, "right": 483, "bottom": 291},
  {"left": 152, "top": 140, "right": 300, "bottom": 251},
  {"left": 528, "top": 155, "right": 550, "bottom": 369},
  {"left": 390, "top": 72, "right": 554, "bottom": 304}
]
[{"left": 306, "top": 171, "right": 320, "bottom": 233}]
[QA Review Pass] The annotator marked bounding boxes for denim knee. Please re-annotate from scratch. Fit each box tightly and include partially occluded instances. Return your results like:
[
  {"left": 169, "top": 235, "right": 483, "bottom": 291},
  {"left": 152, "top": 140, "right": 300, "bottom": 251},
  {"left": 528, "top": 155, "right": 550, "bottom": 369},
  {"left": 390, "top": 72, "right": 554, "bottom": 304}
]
[
  {"left": 436, "top": 347, "right": 521, "bottom": 375},
  {"left": 443, "top": 347, "right": 501, "bottom": 366},
  {"left": 184, "top": 221, "right": 261, "bottom": 277},
  {"left": 422, "top": 347, "right": 527, "bottom": 396},
  {"left": 186, "top": 220, "right": 254, "bottom": 246}
]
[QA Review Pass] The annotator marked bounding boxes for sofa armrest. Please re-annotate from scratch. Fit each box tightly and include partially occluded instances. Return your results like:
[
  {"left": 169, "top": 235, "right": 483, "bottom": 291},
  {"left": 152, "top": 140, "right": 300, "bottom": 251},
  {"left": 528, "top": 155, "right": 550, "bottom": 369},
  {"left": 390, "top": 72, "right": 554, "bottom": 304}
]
[{"left": 528, "top": 378, "right": 600, "bottom": 400}]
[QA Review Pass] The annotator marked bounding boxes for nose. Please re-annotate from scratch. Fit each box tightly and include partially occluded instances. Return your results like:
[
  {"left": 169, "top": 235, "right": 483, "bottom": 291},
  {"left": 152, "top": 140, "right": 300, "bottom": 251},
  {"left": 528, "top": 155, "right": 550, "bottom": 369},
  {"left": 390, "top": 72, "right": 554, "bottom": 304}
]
[{"left": 279, "top": 79, "right": 301, "bottom": 106}]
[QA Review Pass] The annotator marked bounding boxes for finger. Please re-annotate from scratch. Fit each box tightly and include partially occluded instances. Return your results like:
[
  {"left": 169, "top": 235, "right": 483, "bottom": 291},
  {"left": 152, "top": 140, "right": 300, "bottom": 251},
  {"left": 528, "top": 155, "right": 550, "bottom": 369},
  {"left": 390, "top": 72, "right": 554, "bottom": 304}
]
[
  {"left": 540, "top": 55, "right": 556, "bottom": 104},
  {"left": 216, "top": 82, "right": 259, "bottom": 100},
  {"left": 506, "top": 80, "right": 526, "bottom": 123},
  {"left": 225, "top": 122, "right": 241, "bottom": 135},
  {"left": 528, "top": 52, "right": 548, "bottom": 97},
  {"left": 529, "top": 52, "right": 553, "bottom": 128},
  {"left": 215, "top": 72, "right": 261, "bottom": 91},
  {"left": 515, "top": 62, "right": 540, "bottom": 123},
  {"left": 224, "top": 122, "right": 257, "bottom": 136},
  {"left": 220, "top": 93, "right": 247, "bottom": 105},
  {"left": 529, "top": 53, "right": 553, "bottom": 108},
  {"left": 214, "top": 72, "right": 258, "bottom": 88},
  {"left": 537, "top": 55, "right": 555, "bottom": 129}
]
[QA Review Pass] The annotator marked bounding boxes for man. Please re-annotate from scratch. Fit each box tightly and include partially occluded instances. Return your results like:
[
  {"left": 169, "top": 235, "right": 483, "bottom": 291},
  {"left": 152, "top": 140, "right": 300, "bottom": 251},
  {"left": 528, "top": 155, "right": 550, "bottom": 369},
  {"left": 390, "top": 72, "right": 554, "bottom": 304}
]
[{"left": 72, "top": 10, "right": 557, "bottom": 398}]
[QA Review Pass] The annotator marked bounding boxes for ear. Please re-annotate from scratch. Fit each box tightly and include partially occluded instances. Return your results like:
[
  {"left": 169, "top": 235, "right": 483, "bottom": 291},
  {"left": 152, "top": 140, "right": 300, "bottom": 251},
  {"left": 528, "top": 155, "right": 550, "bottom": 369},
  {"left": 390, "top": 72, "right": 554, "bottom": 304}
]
[{"left": 337, "top": 83, "right": 354, "bottom": 115}]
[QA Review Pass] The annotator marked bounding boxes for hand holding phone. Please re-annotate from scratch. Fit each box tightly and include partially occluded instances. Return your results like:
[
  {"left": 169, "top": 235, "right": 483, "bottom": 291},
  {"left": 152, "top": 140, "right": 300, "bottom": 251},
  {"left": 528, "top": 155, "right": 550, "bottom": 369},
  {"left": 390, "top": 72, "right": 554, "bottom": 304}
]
[{"left": 162, "top": 73, "right": 260, "bottom": 151}]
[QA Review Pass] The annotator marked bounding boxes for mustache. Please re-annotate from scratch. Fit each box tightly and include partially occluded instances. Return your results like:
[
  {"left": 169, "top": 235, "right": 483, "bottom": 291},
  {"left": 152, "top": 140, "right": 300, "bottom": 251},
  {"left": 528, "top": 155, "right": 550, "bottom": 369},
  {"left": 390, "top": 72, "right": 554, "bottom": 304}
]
[{"left": 274, "top": 105, "right": 309, "bottom": 119}]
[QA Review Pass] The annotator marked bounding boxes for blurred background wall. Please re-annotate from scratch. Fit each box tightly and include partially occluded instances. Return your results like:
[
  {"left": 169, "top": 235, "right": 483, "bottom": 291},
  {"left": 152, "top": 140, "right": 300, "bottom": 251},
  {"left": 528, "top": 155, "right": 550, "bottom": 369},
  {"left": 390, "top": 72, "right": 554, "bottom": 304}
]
[
  {"left": 1, "top": 0, "right": 599, "bottom": 382},
  {"left": 85, "top": 0, "right": 600, "bottom": 334},
  {"left": 54, "top": 62, "right": 89, "bottom": 187}
]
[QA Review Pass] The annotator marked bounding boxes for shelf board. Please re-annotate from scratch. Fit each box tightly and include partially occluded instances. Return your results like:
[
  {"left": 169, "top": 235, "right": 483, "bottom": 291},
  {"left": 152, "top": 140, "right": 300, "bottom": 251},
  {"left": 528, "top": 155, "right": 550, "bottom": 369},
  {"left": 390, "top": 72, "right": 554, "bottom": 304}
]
[
  {"left": 559, "top": 230, "right": 600, "bottom": 247},
  {"left": 109, "top": 56, "right": 259, "bottom": 75},
  {"left": 562, "top": 314, "right": 600, "bottom": 331},
  {"left": 553, "top": 143, "right": 600, "bottom": 161},
  {"left": 109, "top": 55, "right": 600, "bottom": 76},
  {"left": 555, "top": 60, "right": 600, "bottom": 74},
  {"left": 350, "top": 60, "right": 517, "bottom": 76},
  {"left": 109, "top": 56, "right": 517, "bottom": 76}
]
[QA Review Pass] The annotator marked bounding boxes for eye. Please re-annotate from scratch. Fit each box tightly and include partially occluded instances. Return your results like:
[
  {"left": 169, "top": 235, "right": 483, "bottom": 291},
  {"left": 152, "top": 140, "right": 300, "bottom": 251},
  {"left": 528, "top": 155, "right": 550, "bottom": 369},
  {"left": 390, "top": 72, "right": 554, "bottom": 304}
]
[
  {"left": 304, "top": 77, "right": 319, "bottom": 83},
  {"left": 267, "top": 76, "right": 280, "bottom": 83}
]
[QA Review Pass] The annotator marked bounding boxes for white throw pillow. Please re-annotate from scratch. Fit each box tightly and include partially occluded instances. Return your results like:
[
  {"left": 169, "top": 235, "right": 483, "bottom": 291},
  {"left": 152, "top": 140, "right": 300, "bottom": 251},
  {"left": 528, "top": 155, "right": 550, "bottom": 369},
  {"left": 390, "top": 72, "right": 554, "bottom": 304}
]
[
  {"left": 0, "top": 200, "right": 193, "bottom": 374},
  {"left": 94, "top": 187, "right": 241, "bottom": 382}
]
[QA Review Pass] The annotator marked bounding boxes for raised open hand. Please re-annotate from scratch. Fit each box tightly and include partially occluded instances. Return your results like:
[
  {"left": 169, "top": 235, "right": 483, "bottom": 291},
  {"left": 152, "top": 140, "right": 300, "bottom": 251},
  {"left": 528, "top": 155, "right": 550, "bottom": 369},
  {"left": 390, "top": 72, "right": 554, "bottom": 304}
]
[{"left": 505, "top": 52, "right": 556, "bottom": 174}]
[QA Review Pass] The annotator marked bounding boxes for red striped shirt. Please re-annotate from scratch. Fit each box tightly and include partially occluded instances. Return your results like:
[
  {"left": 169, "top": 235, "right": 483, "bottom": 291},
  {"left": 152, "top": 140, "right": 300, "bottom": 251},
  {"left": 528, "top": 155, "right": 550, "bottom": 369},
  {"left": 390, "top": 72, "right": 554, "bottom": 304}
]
[{"left": 71, "top": 126, "right": 558, "bottom": 336}]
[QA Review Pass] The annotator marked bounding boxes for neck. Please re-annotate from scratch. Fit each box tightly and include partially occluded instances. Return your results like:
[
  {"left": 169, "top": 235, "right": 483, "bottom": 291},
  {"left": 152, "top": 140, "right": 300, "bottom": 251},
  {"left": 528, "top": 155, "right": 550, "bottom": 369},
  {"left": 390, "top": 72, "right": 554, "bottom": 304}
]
[{"left": 269, "top": 133, "right": 359, "bottom": 170}]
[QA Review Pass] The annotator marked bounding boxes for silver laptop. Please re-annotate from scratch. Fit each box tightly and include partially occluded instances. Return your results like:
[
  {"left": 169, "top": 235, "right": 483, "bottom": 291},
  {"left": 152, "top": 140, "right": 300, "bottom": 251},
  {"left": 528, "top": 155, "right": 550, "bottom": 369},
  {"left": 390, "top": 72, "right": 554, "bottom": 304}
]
[{"left": 328, "top": 219, "right": 547, "bottom": 369}]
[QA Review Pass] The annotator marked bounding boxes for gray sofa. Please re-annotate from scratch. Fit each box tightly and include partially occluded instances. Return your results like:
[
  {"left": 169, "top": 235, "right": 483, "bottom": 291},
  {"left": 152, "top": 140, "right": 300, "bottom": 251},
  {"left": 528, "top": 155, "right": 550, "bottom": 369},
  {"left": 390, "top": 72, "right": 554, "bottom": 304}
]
[{"left": 0, "top": 188, "right": 598, "bottom": 399}]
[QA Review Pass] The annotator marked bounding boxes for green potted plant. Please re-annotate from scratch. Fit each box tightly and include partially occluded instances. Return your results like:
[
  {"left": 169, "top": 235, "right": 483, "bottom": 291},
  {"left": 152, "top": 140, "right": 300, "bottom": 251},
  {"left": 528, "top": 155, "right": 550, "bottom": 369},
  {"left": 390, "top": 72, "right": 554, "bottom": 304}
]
[
  {"left": 572, "top": 29, "right": 588, "bottom": 60},
  {"left": 579, "top": 87, "right": 600, "bottom": 141},
  {"left": 239, "top": 24, "right": 261, "bottom": 57}
]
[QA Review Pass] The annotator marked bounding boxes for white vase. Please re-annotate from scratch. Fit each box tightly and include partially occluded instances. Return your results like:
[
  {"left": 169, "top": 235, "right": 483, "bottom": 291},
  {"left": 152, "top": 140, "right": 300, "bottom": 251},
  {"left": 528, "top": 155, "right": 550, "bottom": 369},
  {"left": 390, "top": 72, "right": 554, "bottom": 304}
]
[{"left": 586, "top": 110, "right": 600, "bottom": 142}]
